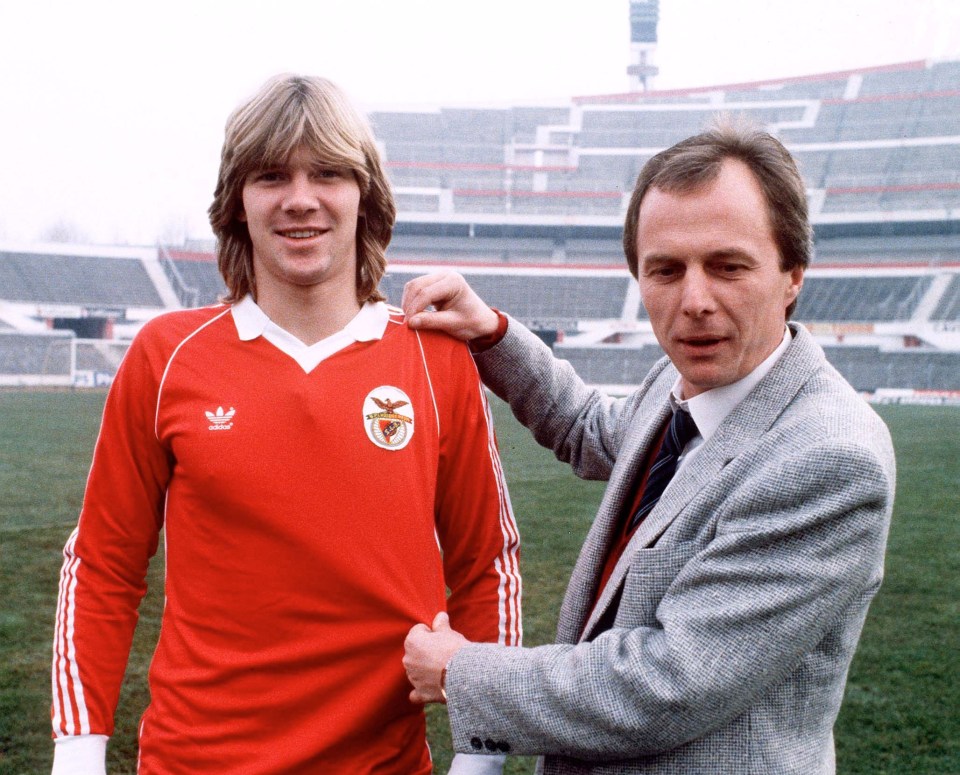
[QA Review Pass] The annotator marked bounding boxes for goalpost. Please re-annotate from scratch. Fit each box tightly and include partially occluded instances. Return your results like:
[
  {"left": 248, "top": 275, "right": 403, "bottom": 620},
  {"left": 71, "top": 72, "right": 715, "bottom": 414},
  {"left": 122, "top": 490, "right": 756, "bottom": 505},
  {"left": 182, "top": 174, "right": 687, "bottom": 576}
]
[{"left": 0, "top": 332, "right": 129, "bottom": 388}]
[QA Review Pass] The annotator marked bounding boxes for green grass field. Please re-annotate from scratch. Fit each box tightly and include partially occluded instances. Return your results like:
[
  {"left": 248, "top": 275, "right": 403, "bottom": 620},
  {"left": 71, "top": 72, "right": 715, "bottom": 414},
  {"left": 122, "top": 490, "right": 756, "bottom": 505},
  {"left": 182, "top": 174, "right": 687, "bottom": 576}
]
[{"left": 1, "top": 390, "right": 957, "bottom": 774}]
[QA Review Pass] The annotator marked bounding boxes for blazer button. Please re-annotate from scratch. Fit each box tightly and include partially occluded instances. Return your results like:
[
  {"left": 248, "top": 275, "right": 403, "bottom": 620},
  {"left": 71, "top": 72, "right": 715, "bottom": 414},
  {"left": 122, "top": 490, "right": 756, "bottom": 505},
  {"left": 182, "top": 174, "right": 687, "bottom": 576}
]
[
  {"left": 497, "top": 741, "right": 511, "bottom": 753},
  {"left": 470, "top": 737, "right": 484, "bottom": 751},
  {"left": 484, "top": 738, "right": 498, "bottom": 752}
]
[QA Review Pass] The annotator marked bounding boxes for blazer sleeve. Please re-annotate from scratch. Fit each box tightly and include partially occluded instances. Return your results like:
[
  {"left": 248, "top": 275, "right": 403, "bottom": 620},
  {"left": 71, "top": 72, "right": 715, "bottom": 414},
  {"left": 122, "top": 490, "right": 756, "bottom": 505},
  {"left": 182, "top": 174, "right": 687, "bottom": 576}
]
[
  {"left": 443, "top": 434, "right": 894, "bottom": 759},
  {"left": 433, "top": 339, "right": 522, "bottom": 647},
  {"left": 472, "top": 316, "right": 648, "bottom": 483},
  {"left": 51, "top": 329, "right": 171, "bottom": 741}
]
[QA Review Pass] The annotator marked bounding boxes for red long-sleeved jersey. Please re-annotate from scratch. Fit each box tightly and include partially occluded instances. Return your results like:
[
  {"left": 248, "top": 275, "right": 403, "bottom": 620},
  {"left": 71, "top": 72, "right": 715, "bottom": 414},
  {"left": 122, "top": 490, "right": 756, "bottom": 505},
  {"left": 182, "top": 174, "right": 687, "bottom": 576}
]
[{"left": 52, "top": 299, "right": 521, "bottom": 774}]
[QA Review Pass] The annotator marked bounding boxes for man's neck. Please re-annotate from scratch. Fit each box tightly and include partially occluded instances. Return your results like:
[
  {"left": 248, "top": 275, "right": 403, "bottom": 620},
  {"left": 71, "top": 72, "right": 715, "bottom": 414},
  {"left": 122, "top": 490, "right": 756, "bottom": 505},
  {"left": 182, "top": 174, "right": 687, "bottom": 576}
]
[
  {"left": 255, "top": 284, "right": 362, "bottom": 346},
  {"left": 673, "top": 325, "right": 793, "bottom": 445}
]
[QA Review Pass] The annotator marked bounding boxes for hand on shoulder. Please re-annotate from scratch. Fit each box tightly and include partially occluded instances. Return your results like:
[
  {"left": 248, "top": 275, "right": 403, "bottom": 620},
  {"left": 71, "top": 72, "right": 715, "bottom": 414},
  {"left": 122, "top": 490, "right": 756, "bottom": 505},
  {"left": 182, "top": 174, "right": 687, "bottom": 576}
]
[{"left": 402, "top": 271, "right": 499, "bottom": 341}]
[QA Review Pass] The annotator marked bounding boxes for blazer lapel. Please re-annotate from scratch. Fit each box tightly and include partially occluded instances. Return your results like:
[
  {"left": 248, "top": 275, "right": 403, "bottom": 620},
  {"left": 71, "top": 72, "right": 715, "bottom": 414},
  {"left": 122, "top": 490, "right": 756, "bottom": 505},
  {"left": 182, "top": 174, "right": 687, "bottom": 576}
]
[
  {"left": 579, "top": 324, "right": 824, "bottom": 641},
  {"left": 557, "top": 371, "right": 675, "bottom": 643},
  {"left": 636, "top": 323, "right": 822, "bottom": 549}
]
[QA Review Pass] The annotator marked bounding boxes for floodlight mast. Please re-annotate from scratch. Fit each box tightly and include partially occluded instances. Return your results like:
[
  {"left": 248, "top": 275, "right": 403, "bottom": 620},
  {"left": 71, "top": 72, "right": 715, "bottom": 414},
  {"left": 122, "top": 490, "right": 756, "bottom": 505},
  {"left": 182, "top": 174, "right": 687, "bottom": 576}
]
[{"left": 627, "top": 0, "right": 660, "bottom": 92}]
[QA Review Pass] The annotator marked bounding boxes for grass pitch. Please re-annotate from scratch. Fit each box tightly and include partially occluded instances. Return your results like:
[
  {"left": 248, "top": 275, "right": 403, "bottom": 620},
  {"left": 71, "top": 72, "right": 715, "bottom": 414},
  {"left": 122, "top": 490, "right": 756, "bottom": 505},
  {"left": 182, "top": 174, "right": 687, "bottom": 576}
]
[{"left": 0, "top": 390, "right": 956, "bottom": 774}]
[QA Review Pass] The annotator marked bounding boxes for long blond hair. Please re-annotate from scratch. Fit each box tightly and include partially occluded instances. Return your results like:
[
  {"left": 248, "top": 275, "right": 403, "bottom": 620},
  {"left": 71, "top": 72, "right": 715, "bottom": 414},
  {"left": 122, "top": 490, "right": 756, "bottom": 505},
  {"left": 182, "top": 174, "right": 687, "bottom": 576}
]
[{"left": 208, "top": 74, "right": 395, "bottom": 304}]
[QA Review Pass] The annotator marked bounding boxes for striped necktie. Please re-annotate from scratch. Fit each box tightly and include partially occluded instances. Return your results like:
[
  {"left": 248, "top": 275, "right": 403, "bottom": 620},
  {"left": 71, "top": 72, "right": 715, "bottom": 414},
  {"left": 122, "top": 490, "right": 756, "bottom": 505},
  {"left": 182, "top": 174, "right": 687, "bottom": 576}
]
[{"left": 628, "top": 408, "right": 700, "bottom": 532}]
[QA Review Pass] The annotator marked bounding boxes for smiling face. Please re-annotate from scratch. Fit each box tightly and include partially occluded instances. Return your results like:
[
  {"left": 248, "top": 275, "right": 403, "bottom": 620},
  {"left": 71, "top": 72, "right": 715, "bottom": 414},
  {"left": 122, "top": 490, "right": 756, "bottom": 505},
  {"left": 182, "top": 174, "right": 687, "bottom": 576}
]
[
  {"left": 240, "top": 145, "right": 362, "bottom": 305},
  {"left": 636, "top": 159, "right": 803, "bottom": 399}
]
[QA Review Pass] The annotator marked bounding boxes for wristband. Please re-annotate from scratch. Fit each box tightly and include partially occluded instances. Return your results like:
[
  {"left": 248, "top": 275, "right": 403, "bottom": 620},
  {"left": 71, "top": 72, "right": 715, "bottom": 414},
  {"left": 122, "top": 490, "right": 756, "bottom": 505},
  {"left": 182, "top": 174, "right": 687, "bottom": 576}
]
[{"left": 440, "top": 665, "right": 448, "bottom": 703}]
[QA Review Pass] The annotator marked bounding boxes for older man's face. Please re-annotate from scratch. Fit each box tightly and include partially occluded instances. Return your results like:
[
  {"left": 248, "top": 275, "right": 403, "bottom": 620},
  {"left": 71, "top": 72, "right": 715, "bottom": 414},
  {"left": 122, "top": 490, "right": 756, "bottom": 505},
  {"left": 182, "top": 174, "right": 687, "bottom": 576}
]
[{"left": 636, "top": 159, "right": 803, "bottom": 399}]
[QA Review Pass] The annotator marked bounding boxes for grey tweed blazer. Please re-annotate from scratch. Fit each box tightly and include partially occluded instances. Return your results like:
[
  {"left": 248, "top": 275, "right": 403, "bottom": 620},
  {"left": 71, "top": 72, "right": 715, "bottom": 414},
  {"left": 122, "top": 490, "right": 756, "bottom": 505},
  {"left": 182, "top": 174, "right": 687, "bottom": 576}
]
[{"left": 445, "top": 320, "right": 896, "bottom": 774}]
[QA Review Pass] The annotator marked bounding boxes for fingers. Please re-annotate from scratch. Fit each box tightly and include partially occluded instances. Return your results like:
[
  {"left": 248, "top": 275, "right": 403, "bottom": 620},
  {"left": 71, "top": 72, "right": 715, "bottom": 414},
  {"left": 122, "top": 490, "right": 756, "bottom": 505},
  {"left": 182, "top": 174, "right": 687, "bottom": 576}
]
[
  {"left": 401, "top": 271, "right": 499, "bottom": 341},
  {"left": 408, "top": 686, "right": 440, "bottom": 705},
  {"left": 406, "top": 308, "right": 467, "bottom": 334},
  {"left": 409, "top": 687, "right": 429, "bottom": 705},
  {"left": 403, "top": 625, "right": 443, "bottom": 705},
  {"left": 403, "top": 612, "right": 460, "bottom": 706},
  {"left": 401, "top": 271, "right": 462, "bottom": 317},
  {"left": 402, "top": 621, "right": 430, "bottom": 661}
]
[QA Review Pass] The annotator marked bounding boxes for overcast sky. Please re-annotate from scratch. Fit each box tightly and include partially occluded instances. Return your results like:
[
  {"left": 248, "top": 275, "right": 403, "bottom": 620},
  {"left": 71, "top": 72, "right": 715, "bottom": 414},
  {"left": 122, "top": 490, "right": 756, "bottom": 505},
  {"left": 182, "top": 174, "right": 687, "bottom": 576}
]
[{"left": 1, "top": 0, "right": 958, "bottom": 247}]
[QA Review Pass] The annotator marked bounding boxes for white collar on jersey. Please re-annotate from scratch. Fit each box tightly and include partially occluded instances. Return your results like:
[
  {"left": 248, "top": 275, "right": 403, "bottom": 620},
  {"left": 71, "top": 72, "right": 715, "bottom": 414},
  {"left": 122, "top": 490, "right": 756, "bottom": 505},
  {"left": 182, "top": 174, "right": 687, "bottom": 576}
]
[{"left": 230, "top": 294, "right": 391, "bottom": 373}]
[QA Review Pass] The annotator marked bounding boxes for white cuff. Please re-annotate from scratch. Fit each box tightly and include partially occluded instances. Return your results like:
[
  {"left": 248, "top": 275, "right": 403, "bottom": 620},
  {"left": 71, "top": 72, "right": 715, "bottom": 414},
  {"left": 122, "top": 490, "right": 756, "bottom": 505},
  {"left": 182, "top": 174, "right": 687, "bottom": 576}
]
[
  {"left": 448, "top": 752, "right": 506, "bottom": 775},
  {"left": 51, "top": 735, "right": 108, "bottom": 775}
]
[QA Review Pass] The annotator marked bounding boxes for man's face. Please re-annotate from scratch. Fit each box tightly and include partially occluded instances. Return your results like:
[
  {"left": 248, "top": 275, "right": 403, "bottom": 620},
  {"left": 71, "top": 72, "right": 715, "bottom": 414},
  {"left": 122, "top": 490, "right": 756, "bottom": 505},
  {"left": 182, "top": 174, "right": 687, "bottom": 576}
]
[
  {"left": 635, "top": 159, "right": 803, "bottom": 399},
  {"left": 240, "top": 145, "right": 362, "bottom": 303}
]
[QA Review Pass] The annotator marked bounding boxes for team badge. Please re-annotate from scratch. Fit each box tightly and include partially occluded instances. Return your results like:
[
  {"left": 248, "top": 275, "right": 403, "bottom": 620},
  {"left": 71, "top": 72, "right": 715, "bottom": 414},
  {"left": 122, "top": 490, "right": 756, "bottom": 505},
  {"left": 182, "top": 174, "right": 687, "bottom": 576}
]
[{"left": 363, "top": 386, "right": 415, "bottom": 451}]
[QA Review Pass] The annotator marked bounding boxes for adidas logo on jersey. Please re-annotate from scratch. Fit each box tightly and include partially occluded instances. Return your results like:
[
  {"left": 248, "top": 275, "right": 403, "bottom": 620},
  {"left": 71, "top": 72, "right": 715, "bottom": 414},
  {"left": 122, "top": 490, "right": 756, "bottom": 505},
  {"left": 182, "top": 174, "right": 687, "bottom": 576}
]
[{"left": 205, "top": 406, "right": 235, "bottom": 431}]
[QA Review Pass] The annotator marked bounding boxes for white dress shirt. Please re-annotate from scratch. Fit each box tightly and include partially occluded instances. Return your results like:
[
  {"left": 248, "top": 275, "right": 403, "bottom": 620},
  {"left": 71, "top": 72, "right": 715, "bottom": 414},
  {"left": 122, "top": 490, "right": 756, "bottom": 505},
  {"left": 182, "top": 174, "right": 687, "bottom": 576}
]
[{"left": 671, "top": 326, "right": 793, "bottom": 472}]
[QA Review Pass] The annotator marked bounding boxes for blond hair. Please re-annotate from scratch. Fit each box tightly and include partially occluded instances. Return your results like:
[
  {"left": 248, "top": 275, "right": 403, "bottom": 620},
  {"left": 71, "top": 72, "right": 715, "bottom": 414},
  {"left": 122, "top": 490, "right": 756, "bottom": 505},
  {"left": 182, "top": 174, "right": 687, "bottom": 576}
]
[{"left": 208, "top": 74, "right": 395, "bottom": 304}]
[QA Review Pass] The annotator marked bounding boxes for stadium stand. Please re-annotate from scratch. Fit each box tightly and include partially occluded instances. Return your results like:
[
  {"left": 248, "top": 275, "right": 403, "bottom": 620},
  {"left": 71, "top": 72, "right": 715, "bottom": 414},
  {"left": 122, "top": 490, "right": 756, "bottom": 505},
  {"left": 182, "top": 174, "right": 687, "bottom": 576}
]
[
  {"left": 74, "top": 340, "right": 129, "bottom": 374},
  {"left": 812, "top": 234, "right": 960, "bottom": 265},
  {"left": 793, "top": 275, "right": 934, "bottom": 322},
  {"left": 370, "top": 58, "right": 960, "bottom": 226},
  {"left": 0, "top": 331, "right": 73, "bottom": 386},
  {"left": 552, "top": 343, "right": 667, "bottom": 388},
  {"left": 0, "top": 249, "right": 163, "bottom": 308},
  {"left": 931, "top": 275, "right": 960, "bottom": 321},
  {"left": 2, "top": 59, "right": 959, "bottom": 400},
  {"left": 162, "top": 247, "right": 226, "bottom": 307},
  {"left": 379, "top": 267, "right": 632, "bottom": 329},
  {"left": 388, "top": 234, "right": 562, "bottom": 265},
  {"left": 554, "top": 340, "right": 960, "bottom": 394},
  {"left": 821, "top": 345, "right": 960, "bottom": 392}
]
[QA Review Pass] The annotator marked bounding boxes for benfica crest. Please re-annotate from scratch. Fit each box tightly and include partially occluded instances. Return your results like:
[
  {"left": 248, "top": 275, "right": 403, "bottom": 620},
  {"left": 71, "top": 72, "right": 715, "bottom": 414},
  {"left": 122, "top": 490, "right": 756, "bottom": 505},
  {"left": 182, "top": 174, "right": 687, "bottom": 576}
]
[{"left": 362, "top": 386, "right": 415, "bottom": 451}]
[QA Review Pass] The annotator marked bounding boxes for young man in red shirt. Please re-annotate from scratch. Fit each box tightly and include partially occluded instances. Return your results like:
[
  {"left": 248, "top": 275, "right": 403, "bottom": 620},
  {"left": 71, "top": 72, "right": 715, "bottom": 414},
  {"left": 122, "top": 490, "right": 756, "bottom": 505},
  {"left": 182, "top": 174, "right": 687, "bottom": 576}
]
[{"left": 51, "top": 74, "right": 521, "bottom": 775}]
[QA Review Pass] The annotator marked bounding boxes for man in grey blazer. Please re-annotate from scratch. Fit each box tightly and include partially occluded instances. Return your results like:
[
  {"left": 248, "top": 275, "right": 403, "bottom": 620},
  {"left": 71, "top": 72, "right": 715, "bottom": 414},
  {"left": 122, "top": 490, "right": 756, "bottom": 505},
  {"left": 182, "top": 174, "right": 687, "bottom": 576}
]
[{"left": 401, "top": 123, "right": 896, "bottom": 774}]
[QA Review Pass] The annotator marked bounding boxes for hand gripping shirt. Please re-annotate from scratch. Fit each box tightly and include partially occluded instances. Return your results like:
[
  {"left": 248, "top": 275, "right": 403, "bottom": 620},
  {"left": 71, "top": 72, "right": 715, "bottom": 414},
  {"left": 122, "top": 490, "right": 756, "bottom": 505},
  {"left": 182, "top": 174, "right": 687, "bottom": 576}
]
[{"left": 52, "top": 299, "right": 522, "bottom": 774}]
